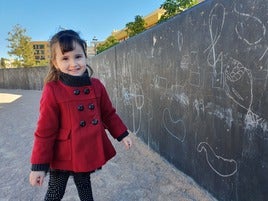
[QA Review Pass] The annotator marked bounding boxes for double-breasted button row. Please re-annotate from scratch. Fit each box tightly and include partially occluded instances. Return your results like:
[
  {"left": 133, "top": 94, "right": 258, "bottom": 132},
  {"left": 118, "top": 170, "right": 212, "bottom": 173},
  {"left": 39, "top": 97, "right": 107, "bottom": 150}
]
[
  {"left": 73, "top": 88, "right": 90, "bottom": 95},
  {"left": 77, "top": 101, "right": 97, "bottom": 127},
  {"left": 79, "top": 119, "right": 98, "bottom": 127},
  {"left": 77, "top": 104, "right": 95, "bottom": 111}
]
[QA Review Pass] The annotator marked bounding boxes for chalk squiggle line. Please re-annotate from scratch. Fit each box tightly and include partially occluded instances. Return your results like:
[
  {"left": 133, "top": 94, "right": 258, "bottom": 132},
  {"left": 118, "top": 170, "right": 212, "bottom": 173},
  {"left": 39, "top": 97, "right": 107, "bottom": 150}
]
[
  {"left": 234, "top": 3, "right": 266, "bottom": 45},
  {"left": 197, "top": 142, "right": 238, "bottom": 177}
]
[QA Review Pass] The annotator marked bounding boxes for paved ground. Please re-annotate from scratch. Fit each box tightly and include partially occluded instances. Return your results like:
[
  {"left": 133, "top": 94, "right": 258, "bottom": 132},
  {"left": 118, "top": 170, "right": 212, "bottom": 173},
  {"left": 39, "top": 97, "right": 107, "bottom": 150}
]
[{"left": 0, "top": 89, "right": 217, "bottom": 201}]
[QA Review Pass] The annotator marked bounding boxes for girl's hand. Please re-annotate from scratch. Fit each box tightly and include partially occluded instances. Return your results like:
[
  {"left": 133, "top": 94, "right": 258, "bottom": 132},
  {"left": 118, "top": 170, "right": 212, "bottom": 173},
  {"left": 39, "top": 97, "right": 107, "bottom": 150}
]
[
  {"left": 122, "top": 136, "right": 133, "bottom": 150},
  {"left": 29, "top": 171, "right": 46, "bottom": 187}
]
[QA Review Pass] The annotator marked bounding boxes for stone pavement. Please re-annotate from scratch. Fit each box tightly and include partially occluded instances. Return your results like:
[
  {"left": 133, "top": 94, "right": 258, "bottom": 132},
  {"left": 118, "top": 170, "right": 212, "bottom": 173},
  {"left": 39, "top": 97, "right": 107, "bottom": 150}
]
[{"left": 0, "top": 89, "right": 217, "bottom": 201}]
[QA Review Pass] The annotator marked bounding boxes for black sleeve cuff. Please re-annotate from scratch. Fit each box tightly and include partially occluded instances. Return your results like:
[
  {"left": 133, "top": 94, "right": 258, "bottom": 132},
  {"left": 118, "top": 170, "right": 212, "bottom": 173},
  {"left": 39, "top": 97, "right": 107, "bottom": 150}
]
[
  {"left": 31, "top": 164, "right": 50, "bottom": 173},
  {"left": 117, "top": 130, "right": 129, "bottom": 142}
]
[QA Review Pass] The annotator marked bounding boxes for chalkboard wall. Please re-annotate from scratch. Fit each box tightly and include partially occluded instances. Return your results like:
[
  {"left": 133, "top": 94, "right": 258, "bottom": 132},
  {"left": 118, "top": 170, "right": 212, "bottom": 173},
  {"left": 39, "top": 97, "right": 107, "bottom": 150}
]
[{"left": 90, "top": 0, "right": 268, "bottom": 200}]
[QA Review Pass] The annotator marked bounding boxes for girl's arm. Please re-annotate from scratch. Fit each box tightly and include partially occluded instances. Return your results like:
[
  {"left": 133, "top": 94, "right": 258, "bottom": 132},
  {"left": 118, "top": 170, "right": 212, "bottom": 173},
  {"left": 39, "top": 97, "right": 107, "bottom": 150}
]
[{"left": 31, "top": 84, "right": 59, "bottom": 165}]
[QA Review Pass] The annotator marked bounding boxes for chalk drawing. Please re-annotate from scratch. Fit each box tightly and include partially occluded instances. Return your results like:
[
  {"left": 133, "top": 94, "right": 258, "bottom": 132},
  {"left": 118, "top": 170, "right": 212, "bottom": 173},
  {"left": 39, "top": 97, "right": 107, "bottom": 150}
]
[
  {"left": 189, "top": 51, "right": 201, "bottom": 87},
  {"left": 205, "top": 3, "right": 225, "bottom": 89},
  {"left": 253, "top": 46, "right": 268, "bottom": 81},
  {"left": 244, "top": 110, "right": 268, "bottom": 139},
  {"left": 224, "top": 57, "right": 253, "bottom": 110},
  {"left": 234, "top": 3, "right": 266, "bottom": 46},
  {"left": 151, "top": 35, "right": 157, "bottom": 58},
  {"left": 197, "top": 142, "right": 238, "bottom": 177},
  {"left": 130, "top": 83, "right": 144, "bottom": 110},
  {"left": 162, "top": 108, "right": 186, "bottom": 142},
  {"left": 122, "top": 82, "right": 144, "bottom": 134},
  {"left": 117, "top": 51, "right": 146, "bottom": 135},
  {"left": 224, "top": 57, "right": 268, "bottom": 138},
  {"left": 259, "top": 47, "right": 268, "bottom": 61},
  {"left": 178, "top": 54, "right": 191, "bottom": 88},
  {"left": 180, "top": 55, "right": 190, "bottom": 70},
  {"left": 152, "top": 75, "right": 169, "bottom": 100},
  {"left": 206, "top": 102, "right": 234, "bottom": 129},
  {"left": 153, "top": 75, "right": 168, "bottom": 89},
  {"left": 173, "top": 92, "right": 189, "bottom": 107},
  {"left": 224, "top": 58, "right": 253, "bottom": 110},
  {"left": 151, "top": 34, "right": 164, "bottom": 57},
  {"left": 177, "top": 31, "right": 183, "bottom": 52},
  {"left": 193, "top": 99, "right": 205, "bottom": 117},
  {"left": 152, "top": 75, "right": 189, "bottom": 141}
]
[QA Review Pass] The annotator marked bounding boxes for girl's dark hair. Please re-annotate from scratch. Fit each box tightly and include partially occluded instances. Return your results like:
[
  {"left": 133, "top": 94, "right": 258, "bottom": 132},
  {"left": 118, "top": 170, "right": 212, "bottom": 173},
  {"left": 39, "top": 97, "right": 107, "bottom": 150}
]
[{"left": 44, "top": 29, "right": 93, "bottom": 83}]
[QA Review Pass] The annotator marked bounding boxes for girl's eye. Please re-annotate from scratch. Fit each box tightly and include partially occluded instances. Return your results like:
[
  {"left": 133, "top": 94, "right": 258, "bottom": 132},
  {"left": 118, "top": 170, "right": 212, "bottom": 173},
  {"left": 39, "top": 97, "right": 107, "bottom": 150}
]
[
  {"left": 62, "top": 57, "right": 68, "bottom": 61},
  {"left": 76, "top": 55, "right": 83, "bottom": 59}
]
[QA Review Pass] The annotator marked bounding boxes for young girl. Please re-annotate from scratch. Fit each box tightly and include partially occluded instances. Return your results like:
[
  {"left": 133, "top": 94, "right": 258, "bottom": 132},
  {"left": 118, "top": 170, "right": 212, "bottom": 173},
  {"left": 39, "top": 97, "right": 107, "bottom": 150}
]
[{"left": 29, "top": 29, "right": 132, "bottom": 201}]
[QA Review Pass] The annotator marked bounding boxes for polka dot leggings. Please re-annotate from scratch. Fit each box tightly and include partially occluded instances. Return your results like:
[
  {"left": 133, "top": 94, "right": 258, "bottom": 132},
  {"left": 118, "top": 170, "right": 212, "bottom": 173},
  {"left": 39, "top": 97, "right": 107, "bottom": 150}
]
[{"left": 44, "top": 170, "right": 94, "bottom": 201}]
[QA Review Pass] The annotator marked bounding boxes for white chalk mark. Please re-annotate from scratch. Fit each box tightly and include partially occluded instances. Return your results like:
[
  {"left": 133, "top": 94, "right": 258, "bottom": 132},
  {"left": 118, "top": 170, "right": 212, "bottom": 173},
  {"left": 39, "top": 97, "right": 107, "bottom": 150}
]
[
  {"left": 177, "top": 31, "right": 183, "bottom": 52},
  {"left": 224, "top": 57, "right": 253, "bottom": 110},
  {"left": 197, "top": 142, "right": 238, "bottom": 177},
  {"left": 205, "top": 3, "right": 225, "bottom": 88},
  {"left": 162, "top": 108, "right": 186, "bottom": 142},
  {"left": 234, "top": 3, "right": 266, "bottom": 45},
  {"left": 259, "top": 47, "right": 268, "bottom": 61}
]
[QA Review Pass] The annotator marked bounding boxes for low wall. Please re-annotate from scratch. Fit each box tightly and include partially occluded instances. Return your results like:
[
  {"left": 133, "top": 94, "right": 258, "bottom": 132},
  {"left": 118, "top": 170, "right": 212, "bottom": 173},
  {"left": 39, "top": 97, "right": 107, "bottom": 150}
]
[
  {"left": 0, "top": 66, "right": 47, "bottom": 90},
  {"left": 89, "top": 0, "right": 268, "bottom": 200}
]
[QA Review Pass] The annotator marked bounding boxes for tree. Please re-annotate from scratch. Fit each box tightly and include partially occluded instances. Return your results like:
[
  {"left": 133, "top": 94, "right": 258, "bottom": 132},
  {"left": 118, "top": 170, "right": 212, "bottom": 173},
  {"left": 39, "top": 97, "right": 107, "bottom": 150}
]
[
  {"left": 126, "top": 15, "right": 146, "bottom": 37},
  {"left": 159, "top": 0, "right": 198, "bottom": 23},
  {"left": 96, "top": 14, "right": 146, "bottom": 54},
  {"left": 0, "top": 58, "right": 6, "bottom": 68},
  {"left": 38, "top": 59, "right": 49, "bottom": 66},
  {"left": 96, "top": 35, "right": 119, "bottom": 54},
  {"left": 7, "top": 24, "right": 35, "bottom": 67}
]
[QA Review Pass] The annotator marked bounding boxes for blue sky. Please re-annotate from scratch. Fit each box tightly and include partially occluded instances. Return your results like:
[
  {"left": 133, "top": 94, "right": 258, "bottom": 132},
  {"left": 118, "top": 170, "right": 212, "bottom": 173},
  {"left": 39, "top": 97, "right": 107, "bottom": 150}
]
[{"left": 0, "top": 0, "right": 164, "bottom": 58}]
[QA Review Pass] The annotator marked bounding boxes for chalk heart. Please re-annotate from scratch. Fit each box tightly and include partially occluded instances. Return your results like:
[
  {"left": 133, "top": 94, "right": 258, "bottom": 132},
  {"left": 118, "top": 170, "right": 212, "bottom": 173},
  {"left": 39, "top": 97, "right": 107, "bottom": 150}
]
[{"left": 163, "top": 109, "right": 186, "bottom": 141}]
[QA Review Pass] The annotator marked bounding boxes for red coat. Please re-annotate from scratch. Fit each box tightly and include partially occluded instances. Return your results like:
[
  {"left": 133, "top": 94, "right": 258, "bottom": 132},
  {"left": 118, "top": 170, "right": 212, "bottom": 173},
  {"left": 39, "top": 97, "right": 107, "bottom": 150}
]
[{"left": 31, "top": 78, "right": 128, "bottom": 172}]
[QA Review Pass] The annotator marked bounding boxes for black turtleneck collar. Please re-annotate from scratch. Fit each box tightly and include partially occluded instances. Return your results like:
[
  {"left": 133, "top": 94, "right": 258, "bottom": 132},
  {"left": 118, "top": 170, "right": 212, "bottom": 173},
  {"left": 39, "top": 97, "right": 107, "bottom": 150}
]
[{"left": 59, "top": 70, "right": 91, "bottom": 87}]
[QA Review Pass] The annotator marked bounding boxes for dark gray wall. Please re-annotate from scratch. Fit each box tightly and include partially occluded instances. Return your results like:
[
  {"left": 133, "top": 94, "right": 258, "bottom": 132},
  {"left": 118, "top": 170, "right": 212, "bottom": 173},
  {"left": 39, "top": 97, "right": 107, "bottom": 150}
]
[{"left": 89, "top": 0, "right": 268, "bottom": 200}]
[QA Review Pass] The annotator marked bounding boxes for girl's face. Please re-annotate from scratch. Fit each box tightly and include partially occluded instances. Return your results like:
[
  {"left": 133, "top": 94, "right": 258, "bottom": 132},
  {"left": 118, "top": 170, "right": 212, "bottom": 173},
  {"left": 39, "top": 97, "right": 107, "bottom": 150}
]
[{"left": 53, "top": 42, "right": 87, "bottom": 76}]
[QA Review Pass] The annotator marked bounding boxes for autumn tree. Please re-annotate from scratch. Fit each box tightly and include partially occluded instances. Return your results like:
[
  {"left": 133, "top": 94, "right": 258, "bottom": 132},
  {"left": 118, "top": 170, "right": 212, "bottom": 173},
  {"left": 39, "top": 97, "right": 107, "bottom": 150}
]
[
  {"left": 0, "top": 58, "right": 6, "bottom": 68},
  {"left": 159, "top": 0, "right": 198, "bottom": 22},
  {"left": 126, "top": 15, "right": 146, "bottom": 37},
  {"left": 7, "top": 24, "right": 35, "bottom": 67}
]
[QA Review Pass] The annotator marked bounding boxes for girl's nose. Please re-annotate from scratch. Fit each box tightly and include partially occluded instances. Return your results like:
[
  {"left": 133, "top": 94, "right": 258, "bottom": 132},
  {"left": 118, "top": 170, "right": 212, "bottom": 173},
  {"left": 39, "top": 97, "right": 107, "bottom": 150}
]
[{"left": 70, "top": 59, "right": 78, "bottom": 68}]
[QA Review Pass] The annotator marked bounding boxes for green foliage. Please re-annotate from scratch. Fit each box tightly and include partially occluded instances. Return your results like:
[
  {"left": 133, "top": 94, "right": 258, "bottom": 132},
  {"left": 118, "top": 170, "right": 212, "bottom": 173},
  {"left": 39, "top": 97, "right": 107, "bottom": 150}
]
[
  {"left": 159, "top": 0, "right": 198, "bottom": 23},
  {"left": 96, "top": 15, "right": 146, "bottom": 54},
  {"left": 12, "top": 59, "right": 23, "bottom": 68},
  {"left": 36, "top": 59, "right": 49, "bottom": 67},
  {"left": 7, "top": 24, "right": 35, "bottom": 67},
  {"left": 126, "top": 15, "right": 146, "bottom": 37},
  {"left": 0, "top": 58, "right": 7, "bottom": 68},
  {"left": 96, "top": 35, "right": 119, "bottom": 54}
]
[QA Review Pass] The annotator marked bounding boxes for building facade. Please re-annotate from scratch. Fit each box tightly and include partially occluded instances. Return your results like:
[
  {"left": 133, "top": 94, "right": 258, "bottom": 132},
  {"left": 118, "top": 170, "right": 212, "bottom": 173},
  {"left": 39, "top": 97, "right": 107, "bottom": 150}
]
[
  {"left": 31, "top": 41, "right": 50, "bottom": 64},
  {"left": 111, "top": 8, "right": 166, "bottom": 42}
]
